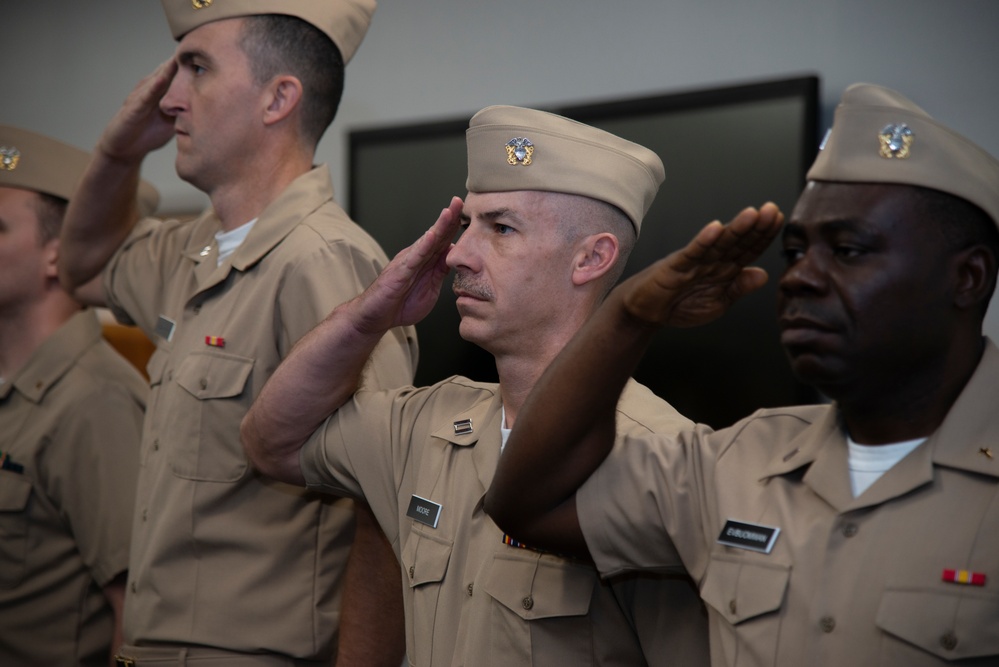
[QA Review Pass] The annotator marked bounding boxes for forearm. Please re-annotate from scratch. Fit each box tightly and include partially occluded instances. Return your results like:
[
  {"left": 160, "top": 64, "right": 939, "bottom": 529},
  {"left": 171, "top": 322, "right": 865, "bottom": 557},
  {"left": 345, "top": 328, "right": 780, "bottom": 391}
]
[
  {"left": 241, "top": 298, "right": 386, "bottom": 484},
  {"left": 335, "top": 503, "right": 406, "bottom": 667},
  {"left": 59, "top": 150, "right": 142, "bottom": 295}
]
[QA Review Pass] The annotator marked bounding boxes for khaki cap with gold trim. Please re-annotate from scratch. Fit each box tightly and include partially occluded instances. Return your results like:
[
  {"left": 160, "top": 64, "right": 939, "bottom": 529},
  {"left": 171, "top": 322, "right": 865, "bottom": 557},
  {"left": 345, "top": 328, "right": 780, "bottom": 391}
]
[
  {"left": 808, "top": 83, "right": 999, "bottom": 228},
  {"left": 0, "top": 125, "right": 160, "bottom": 217},
  {"left": 160, "top": 0, "right": 376, "bottom": 64},
  {"left": 465, "top": 106, "right": 665, "bottom": 234}
]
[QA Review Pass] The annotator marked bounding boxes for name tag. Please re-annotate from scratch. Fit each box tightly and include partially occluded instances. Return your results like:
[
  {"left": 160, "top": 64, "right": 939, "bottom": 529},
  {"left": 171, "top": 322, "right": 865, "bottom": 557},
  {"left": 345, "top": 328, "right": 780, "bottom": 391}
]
[
  {"left": 717, "top": 519, "right": 780, "bottom": 554},
  {"left": 406, "top": 495, "right": 441, "bottom": 528},
  {"left": 154, "top": 315, "right": 176, "bottom": 342}
]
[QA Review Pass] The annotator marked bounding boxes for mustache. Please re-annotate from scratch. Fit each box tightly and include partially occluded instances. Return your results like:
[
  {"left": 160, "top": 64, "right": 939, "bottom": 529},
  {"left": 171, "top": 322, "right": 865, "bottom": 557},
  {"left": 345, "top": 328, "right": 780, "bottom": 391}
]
[{"left": 452, "top": 272, "right": 494, "bottom": 300}]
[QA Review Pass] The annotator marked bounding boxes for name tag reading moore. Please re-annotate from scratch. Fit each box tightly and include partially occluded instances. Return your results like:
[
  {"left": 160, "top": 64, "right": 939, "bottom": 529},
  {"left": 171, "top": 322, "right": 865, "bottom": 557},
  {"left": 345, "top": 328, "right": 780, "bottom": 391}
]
[
  {"left": 717, "top": 519, "right": 780, "bottom": 554},
  {"left": 406, "top": 495, "right": 442, "bottom": 529}
]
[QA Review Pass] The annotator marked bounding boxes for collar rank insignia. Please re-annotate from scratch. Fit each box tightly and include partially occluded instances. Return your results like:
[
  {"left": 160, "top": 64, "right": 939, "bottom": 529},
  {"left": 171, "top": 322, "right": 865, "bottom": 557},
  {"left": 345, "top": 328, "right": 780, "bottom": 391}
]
[
  {"left": 0, "top": 146, "right": 20, "bottom": 171},
  {"left": 453, "top": 418, "right": 473, "bottom": 435},
  {"left": 506, "top": 137, "right": 534, "bottom": 166},
  {"left": 878, "top": 123, "right": 914, "bottom": 159},
  {"left": 192, "top": 0, "right": 212, "bottom": 9},
  {"left": 942, "top": 569, "right": 986, "bottom": 586}
]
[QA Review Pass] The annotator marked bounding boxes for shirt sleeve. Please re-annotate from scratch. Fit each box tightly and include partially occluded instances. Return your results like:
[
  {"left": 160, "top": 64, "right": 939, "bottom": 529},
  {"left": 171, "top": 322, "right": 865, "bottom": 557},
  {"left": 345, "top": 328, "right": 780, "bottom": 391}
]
[
  {"left": 576, "top": 424, "right": 717, "bottom": 582},
  {"left": 41, "top": 383, "right": 144, "bottom": 587}
]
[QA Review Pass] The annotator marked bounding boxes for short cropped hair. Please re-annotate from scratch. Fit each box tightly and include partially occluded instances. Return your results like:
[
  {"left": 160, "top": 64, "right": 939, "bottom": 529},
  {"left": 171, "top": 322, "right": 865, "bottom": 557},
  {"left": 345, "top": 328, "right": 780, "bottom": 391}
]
[
  {"left": 914, "top": 184, "right": 999, "bottom": 309},
  {"left": 548, "top": 192, "right": 637, "bottom": 296},
  {"left": 240, "top": 15, "right": 345, "bottom": 149},
  {"left": 34, "top": 192, "right": 68, "bottom": 244}
]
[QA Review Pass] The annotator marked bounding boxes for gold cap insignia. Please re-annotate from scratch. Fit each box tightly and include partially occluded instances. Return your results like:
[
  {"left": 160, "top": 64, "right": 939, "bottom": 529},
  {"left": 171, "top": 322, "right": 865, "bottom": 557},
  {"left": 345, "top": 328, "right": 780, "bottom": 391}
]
[
  {"left": 878, "top": 123, "right": 914, "bottom": 159},
  {"left": 506, "top": 137, "right": 534, "bottom": 166},
  {"left": 0, "top": 146, "right": 20, "bottom": 171},
  {"left": 191, "top": 0, "right": 212, "bottom": 9}
]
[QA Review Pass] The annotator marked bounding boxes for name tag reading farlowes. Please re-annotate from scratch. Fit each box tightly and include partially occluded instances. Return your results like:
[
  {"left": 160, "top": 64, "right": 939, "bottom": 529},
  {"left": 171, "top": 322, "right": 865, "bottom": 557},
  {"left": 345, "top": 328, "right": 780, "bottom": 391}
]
[
  {"left": 717, "top": 519, "right": 780, "bottom": 554},
  {"left": 406, "top": 495, "right": 442, "bottom": 529}
]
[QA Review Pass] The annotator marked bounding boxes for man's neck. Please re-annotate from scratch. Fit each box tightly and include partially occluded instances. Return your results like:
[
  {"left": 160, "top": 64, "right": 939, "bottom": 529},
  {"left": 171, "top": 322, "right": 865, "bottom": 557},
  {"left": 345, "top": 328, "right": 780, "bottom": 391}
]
[
  {"left": 837, "top": 336, "right": 985, "bottom": 444},
  {"left": 208, "top": 151, "right": 315, "bottom": 232},
  {"left": 0, "top": 296, "right": 80, "bottom": 380}
]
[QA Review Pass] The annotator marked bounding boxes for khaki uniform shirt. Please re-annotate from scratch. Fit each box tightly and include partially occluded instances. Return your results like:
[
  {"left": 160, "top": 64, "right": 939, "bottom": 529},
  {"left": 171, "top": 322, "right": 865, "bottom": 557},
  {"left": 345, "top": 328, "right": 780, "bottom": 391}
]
[
  {"left": 301, "top": 376, "right": 708, "bottom": 666},
  {"left": 578, "top": 339, "right": 999, "bottom": 666},
  {"left": 0, "top": 310, "right": 146, "bottom": 666},
  {"left": 104, "top": 165, "right": 417, "bottom": 658}
]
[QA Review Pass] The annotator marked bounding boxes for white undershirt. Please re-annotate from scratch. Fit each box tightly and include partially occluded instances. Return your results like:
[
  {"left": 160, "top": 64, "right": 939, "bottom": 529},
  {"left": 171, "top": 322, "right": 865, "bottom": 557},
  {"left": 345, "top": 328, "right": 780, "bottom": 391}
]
[
  {"left": 847, "top": 436, "right": 926, "bottom": 497},
  {"left": 215, "top": 218, "right": 257, "bottom": 266},
  {"left": 500, "top": 406, "right": 511, "bottom": 451}
]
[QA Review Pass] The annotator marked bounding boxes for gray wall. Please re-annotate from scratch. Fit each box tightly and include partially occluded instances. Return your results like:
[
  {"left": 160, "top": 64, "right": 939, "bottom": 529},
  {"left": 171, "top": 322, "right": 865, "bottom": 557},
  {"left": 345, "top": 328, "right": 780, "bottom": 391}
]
[{"left": 5, "top": 0, "right": 999, "bottom": 334}]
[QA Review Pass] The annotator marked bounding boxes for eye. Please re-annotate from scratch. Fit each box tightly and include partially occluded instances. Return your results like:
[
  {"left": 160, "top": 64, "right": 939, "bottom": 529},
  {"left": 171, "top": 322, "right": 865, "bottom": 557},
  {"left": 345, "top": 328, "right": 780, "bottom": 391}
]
[
  {"left": 780, "top": 243, "right": 804, "bottom": 264},
  {"left": 832, "top": 244, "right": 866, "bottom": 260},
  {"left": 494, "top": 223, "right": 514, "bottom": 235}
]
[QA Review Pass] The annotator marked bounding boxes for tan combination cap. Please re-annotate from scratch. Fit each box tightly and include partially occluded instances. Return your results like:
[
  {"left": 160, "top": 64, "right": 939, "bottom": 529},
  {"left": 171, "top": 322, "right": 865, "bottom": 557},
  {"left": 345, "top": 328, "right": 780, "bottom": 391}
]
[
  {"left": 160, "top": 0, "right": 376, "bottom": 64},
  {"left": 465, "top": 105, "right": 665, "bottom": 234},
  {"left": 0, "top": 125, "right": 160, "bottom": 217},
  {"left": 808, "top": 83, "right": 999, "bottom": 227}
]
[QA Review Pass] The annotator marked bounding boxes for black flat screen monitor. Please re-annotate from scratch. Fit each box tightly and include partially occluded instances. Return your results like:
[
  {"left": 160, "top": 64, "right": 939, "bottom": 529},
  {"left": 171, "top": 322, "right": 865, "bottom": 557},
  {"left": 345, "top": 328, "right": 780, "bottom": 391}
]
[{"left": 348, "top": 74, "right": 821, "bottom": 428}]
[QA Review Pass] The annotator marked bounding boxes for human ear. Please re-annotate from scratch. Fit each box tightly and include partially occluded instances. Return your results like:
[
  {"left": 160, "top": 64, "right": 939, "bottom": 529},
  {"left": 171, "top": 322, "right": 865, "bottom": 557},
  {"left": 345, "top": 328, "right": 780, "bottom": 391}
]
[
  {"left": 952, "top": 245, "right": 997, "bottom": 311},
  {"left": 262, "top": 76, "right": 303, "bottom": 126},
  {"left": 571, "top": 233, "right": 619, "bottom": 287}
]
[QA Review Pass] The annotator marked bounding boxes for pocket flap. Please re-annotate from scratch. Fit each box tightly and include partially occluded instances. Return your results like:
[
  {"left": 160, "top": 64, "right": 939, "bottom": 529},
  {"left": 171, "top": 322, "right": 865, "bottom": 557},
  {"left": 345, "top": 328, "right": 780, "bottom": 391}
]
[
  {"left": 701, "top": 556, "right": 789, "bottom": 623},
  {"left": 175, "top": 351, "right": 253, "bottom": 400},
  {"left": 482, "top": 552, "right": 595, "bottom": 620},
  {"left": 877, "top": 588, "right": 999, "bottom": 659},
  {"left": 402, "top": 527, "right": 452, "bottom": 587},
  {"left": 0, "top": 475, "right": 32, "bottom": 512}
]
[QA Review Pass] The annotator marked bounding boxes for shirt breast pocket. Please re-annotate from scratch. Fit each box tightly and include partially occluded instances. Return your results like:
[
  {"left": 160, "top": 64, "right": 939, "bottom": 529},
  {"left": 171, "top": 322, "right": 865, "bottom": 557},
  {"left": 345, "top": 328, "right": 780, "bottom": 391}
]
[
  {"left": 401, "top": 526, "right": 452, "bottom": 666},
  {"left": 480, "top": 551, "right": 597, "bottom": 666},
  {"left": 0, "top": 474, "right": 33, "bottom": 588},
  {"left": 169, "top": 351, "right": 254, "bottom": 482},
  {"left": 876, "top": 588, "right": 999, "bottom": 663},
  {"left": 700, "top": 555, "right": 790, "bottom": 665}
]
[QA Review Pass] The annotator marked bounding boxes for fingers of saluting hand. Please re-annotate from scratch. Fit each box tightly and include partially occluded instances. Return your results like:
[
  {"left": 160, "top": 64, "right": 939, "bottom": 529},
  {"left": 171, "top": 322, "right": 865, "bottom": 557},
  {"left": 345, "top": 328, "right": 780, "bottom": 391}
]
[
  {"left": 623, "top": 203, "right": 783, "bottom": 328},
  {"left": 100, "top": 58, "right": 178, "bottom": 162},
  {"left": 678, "top": 203, "right": 783, "bottom": 272},
  {"left": 402, "top": 196, "right": 463, "bottom": 273}
]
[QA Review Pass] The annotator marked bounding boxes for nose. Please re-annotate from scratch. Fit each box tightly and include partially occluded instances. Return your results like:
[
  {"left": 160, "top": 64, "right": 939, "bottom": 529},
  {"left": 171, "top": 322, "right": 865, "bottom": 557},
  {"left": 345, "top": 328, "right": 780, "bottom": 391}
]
[
  {"left": 159, "top": 67, "right": 185, "bottom": 117},
  {"left": 779, "top": 248, "right": 828, "bottom": 297},
  {"left": 445, "top": 227, "right": 478, "bottom": 272}
]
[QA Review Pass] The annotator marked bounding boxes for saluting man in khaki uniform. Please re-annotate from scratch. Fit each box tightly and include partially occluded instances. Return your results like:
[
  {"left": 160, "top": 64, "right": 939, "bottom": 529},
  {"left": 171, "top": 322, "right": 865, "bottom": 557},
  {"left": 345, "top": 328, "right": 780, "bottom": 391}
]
[
  {"left": 0, "top": 126, "right": 152, "bottom": 666},
  {"left": 485, "top": 83, "right": 999, "bottom": 666},
  {"left": 242, "top": 106, "right": 711, "bottom": 666},
  {"left": 57, "top": 2, "right": 417, "bottom": 665}
]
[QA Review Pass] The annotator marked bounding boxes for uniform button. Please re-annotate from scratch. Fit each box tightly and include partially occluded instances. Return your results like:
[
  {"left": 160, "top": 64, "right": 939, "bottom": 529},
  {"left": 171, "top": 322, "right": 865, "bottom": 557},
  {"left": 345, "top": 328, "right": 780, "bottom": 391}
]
[
  {"left": 819, "top": 616, "right": 836, "bottom": 633},
  {"left": 199, "top": 378, "right": 208, "bottom": 390},
  {"left": 408, "top": 566, "right": 415, "bottom": 579},
  {"left": 130, "top": 582, "right": 137, "bottom": 593},
  {"left": 466, "top": 583, "right": 474, "bottom": 596},
  {"left": 166, "top": 370, "right": 173, "bottom": 382},
  {"left": 142, "top": 509, "right": 148, "bottom": 522},
  {"left": 940, "top": 633, "right": 958, "bottom": 651},
  {"left": 729, "top": 599, "right": 737, "bottom": 615},
  {"left": 152, "top": 439, "right": 160, "bottom": 452},
  {"left": 192, "top": 304, "right": 201, "bottom": 314},
  {"left": 521, "top": 596, "right": 534, "bottom": 610},
  {"left": 842, "top": 523, "right": 858, "bottom": 537}
]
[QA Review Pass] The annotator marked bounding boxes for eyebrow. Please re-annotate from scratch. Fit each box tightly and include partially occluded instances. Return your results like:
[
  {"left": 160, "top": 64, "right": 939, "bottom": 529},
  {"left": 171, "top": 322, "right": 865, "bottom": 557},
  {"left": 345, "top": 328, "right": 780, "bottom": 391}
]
[{"left": 176, "top": 48, "right": 212, "bottom": 68}]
